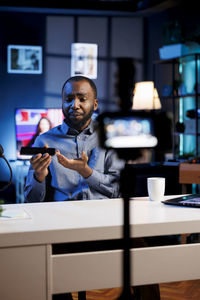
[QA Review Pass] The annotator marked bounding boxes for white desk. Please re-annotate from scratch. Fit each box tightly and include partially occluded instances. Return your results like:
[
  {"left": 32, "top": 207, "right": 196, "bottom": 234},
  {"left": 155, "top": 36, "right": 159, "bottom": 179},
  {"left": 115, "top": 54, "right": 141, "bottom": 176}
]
[{"left": 0, "top": 196, "right": 200, "bottom": 300}]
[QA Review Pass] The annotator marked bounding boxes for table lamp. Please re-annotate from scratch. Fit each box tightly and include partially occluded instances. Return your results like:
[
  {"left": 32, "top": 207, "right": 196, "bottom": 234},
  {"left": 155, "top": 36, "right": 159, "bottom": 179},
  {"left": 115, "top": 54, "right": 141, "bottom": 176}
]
[{"left": 132, "top": 81, "right": 161, "bottom": 110}]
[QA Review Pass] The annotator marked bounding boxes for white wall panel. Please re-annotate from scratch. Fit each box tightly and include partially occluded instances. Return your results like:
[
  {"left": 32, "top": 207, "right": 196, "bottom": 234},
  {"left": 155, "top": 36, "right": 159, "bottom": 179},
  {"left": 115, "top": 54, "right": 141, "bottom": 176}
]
[
  {"left": 45, "top": 57, "right": 71, "bottom": 94},
  {"left": 111, "top": 17, "right": 143, "bottom": 58},
  {"left": 46, "top": 16, "right": 74, "bottom": 55},
  {"left": 78, "top": 17, "right": 108, "bottom": 57}
]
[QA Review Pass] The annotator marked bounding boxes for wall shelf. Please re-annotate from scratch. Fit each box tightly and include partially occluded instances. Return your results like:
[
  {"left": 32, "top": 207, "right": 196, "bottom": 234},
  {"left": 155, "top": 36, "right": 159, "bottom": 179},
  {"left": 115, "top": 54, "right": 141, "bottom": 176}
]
[
  {"left": 161, "top": 94, "right": 200, "bottom": 100},
  {"left": 154, "top": 53, "right": 200, "bottom": 159}
]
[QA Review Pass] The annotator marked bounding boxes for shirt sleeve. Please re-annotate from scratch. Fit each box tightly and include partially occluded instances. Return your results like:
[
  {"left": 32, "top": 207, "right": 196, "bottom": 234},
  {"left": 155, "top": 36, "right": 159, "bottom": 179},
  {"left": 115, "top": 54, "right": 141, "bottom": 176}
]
[
  {"left": 86, "top": 149, "right": 125, "bottom": 198},
  {"left": 24, "top": 166, "right": 46, "bottom": 202}
]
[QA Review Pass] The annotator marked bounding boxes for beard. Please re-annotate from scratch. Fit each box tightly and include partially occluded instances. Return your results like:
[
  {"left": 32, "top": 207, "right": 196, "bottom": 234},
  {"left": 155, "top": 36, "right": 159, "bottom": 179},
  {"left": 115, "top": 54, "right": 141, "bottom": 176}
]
[{"left": 63, "top": 108, "right": 94, "bottom": 131}]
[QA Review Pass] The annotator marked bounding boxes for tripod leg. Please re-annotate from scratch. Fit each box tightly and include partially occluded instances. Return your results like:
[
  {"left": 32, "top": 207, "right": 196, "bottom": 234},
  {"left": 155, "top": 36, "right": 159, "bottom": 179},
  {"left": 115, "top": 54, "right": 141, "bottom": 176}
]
[
  {"left": 78, "top": 291, "right": 86, "bottom": 300},
  {"left": 133, "top": 285, "right": 161, "bottom": 300}
]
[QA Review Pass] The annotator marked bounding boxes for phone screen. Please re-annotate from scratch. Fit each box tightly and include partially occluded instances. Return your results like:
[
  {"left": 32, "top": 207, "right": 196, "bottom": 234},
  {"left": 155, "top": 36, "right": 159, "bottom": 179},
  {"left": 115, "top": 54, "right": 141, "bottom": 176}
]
[{"left": 102, "top": 115, "right": 158, "bottom": 149}]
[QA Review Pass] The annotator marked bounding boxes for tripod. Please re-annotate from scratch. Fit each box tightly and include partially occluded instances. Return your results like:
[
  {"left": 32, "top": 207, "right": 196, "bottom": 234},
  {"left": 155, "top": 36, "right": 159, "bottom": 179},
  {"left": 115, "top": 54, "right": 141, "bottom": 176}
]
[{"left": 117, "top": 159, "right": 139, "bottom": 300}]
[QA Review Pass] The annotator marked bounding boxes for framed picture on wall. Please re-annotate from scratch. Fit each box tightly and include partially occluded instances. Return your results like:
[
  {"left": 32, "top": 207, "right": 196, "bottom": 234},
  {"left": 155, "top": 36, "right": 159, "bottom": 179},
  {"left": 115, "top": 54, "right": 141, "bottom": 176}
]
[
  {"left": 7, "top": 45, "right": 42, "bottom": 74},
  {"left": 71, "top": 43, "right": 98, "bottom": 79}
]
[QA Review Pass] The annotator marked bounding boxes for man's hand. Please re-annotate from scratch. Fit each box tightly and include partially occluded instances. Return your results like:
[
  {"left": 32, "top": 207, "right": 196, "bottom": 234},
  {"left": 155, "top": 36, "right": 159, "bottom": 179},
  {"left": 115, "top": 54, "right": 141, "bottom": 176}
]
[
  {"left": 30, "top": 153, "right": 52, "bottom": 182},
  {"left": 56, "top": 151, "right": 92, "bottom": 178}
]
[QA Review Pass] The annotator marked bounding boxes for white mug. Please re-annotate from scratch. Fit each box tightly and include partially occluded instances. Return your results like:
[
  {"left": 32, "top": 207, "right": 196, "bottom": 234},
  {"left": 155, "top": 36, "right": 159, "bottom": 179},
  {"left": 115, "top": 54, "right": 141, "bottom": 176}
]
[{"left": 147, "top": 177, "right": 165, "bottom": 201}]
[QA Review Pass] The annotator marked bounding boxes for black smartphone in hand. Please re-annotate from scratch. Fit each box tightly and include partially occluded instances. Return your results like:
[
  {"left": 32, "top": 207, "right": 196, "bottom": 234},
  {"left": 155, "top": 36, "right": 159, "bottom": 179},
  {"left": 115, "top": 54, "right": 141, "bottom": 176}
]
[{"left": 20, "top": 147, "right": 56, "bottom": 156}]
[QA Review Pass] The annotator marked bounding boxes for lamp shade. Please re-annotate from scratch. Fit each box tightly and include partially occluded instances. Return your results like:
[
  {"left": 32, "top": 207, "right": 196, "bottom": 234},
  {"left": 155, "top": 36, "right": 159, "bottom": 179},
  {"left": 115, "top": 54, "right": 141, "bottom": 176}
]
[{"left": 132, "top": 81, "right": 161, "bottom": 110}]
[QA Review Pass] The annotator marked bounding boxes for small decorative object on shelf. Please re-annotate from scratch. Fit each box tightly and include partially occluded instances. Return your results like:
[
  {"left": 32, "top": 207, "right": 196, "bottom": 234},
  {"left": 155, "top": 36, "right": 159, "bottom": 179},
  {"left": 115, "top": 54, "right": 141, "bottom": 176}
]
[
  {"left": 176, "top": 121, "right": 185, "bottom": 133},
  {"left": 174, "top": 78, "right": 183, "bottom": 96},
  {"left": 186, "top": 109, "right": 200, "bottom": 119},
  {"left": 178, "top": 82, "right": 187, "bottom": 96},
  {"left": 162, "top": 85, "right": 172, "bottom": 97},
  {"left": 193, "top": 82, "right": 200, "bottom": 93},
  {"left": 159, "top": 43, "right": 189, "bottom": 60}
]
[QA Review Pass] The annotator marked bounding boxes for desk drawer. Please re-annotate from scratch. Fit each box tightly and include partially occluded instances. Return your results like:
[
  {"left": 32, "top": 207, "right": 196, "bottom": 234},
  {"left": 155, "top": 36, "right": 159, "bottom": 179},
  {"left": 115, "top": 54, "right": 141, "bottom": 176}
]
[
  {"left": 51, "top": 244, "right": 200, "bottom": 294},
  {"left": 52, "top": 250, "right": 122, "bottom": 293}
]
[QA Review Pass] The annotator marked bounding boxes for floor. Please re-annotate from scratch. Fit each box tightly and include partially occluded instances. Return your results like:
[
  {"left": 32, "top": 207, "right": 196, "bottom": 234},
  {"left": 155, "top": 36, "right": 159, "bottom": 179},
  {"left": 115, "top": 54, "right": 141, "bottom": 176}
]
[{"left": 72, "top": 280, "right": 200, "bottom": 299}]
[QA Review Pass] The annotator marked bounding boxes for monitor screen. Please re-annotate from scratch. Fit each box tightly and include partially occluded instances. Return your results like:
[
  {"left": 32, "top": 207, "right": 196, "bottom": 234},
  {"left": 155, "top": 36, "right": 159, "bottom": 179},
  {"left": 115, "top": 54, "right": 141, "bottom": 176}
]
[{"left": 15, "top": 108, "right": 64, "bottom": 159}]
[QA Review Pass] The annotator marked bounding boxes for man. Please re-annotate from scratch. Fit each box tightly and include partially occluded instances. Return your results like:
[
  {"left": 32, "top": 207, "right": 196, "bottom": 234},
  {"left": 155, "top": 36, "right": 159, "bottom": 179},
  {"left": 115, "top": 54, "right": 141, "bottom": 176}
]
[
  {"left": 24, "top": 76, "right": 160, "bottom": 300},
  {"left": 24, "top": 75, "right": 123, "bottom": 203}
]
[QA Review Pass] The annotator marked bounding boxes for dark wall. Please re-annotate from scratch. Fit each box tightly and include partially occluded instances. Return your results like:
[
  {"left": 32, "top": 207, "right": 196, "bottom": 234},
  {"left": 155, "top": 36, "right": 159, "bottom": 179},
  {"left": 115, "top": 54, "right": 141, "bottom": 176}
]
[
  {"left": 0, "top": 12, "right": 46, "bottom": 184},
  {"left": 1, "top": 12, "right": 41, "bottom": 182},
  {"left": 0, "top": 9, "right": 144, "bottom": 185}
]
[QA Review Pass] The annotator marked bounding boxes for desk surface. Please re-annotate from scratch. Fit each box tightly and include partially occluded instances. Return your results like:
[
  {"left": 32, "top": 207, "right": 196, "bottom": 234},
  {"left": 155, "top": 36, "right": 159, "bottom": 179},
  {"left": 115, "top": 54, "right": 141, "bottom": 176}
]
[{"left": 1, "top": 196, "right": 200, "bottom": 248}]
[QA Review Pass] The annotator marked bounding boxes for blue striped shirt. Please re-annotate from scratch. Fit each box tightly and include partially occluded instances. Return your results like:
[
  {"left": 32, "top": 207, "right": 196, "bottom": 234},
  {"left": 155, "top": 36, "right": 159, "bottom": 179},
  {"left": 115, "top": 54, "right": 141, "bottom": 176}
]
[{"left": 24, "top": 120, "right": 124, "bottom": 202}]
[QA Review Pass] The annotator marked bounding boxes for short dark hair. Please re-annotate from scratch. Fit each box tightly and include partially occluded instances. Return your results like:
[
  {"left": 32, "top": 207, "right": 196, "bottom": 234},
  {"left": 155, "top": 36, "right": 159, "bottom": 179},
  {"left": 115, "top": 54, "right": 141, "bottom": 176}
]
[{"left": 62, "top": 76, "right": 97, "bottom": 98}]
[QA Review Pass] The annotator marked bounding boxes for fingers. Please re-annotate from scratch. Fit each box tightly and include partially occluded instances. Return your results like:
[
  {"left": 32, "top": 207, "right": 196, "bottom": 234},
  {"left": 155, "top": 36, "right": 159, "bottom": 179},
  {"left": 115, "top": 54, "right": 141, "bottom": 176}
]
[
  {"left": 81, "top": 151, "right": 88, "bottom": 163},
  {"left": 31, "top": 153, "right": 52, "bottom": 172},
  {"left": 30, "top": 153, "right": 42, "bottom": 164},
  {"left": 56, "top": 153, "right": 70, "bottom": 168},
  {"left": 56, "top": 151, "right": 88, "bottom": 171}
]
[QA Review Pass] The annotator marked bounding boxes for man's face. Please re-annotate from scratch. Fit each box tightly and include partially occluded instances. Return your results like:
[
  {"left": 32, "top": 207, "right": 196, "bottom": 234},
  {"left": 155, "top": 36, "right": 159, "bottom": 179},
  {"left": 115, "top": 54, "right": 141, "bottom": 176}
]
[{"left": 62, "top": 80, "right": 98, "bottom": 131}]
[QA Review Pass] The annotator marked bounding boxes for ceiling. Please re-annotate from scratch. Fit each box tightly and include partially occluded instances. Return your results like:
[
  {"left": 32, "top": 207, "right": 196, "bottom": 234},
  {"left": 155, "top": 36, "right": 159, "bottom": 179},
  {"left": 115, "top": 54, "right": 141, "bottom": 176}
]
[{"left": 0, "top": 0, "right": 183, "bottom": 15}]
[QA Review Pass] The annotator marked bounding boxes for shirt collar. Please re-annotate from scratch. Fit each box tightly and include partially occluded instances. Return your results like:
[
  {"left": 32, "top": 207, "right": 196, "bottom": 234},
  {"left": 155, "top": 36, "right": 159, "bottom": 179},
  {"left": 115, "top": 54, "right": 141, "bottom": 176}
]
[{"left": 61, "top": 119, "right": 95, "bottom": 136}]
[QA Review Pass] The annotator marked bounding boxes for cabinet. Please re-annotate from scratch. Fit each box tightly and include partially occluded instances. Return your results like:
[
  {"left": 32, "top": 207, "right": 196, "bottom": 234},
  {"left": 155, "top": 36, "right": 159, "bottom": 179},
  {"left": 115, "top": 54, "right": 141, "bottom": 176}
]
[
  {"left": 153, "top": 53, "right": 200, "bottom": 160},
  {"left": 0, "top": 246, "right": 47, "bottom": 300}
]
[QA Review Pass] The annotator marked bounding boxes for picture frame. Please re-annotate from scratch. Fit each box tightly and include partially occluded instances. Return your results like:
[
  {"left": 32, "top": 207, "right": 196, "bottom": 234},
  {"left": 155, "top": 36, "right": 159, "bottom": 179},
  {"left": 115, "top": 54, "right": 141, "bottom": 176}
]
[
  {"left": 7, "top": 45, "right": 43, "bottom": 74},
  {"left": 71, "top": 43, "right": 98, "bottom": 79}
]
